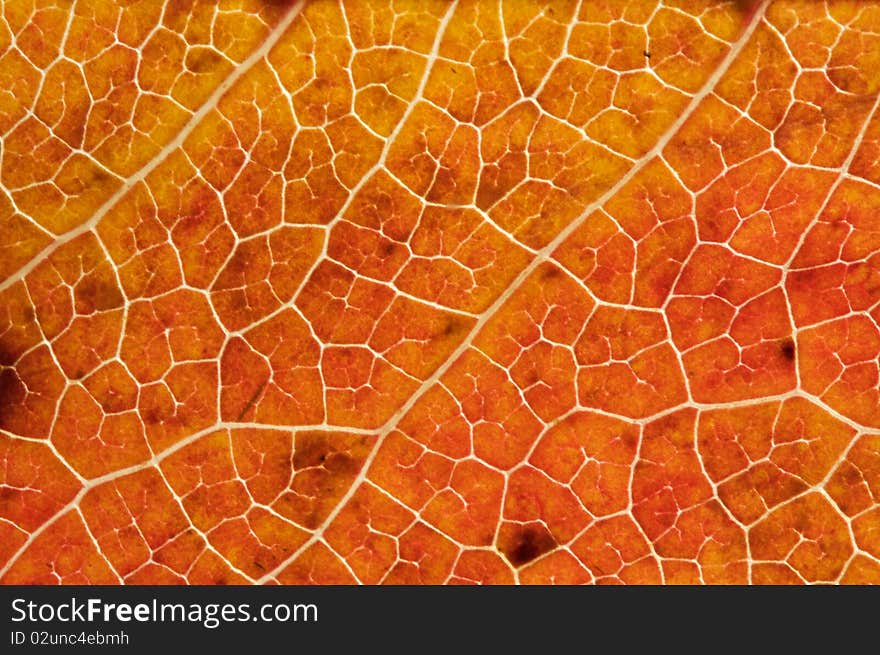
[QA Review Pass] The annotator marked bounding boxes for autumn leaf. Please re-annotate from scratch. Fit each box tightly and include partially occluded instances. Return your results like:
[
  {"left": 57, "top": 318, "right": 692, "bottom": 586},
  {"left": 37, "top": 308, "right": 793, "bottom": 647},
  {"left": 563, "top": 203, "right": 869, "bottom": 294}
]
[{"left": 1, "top": 0, "right": 880, "bottom": 585}]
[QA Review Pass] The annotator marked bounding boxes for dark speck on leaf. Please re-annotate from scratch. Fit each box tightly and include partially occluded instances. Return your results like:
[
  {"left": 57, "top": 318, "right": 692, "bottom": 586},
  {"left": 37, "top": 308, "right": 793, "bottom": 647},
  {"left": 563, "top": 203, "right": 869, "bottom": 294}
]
[
  {"left": 0, "top": 341, "right": 16, "bottom": 367},
  {"left": 0, "top": 364, "right": 23, "bottom": 423},
  {"left": 541, "top": 265, "right": 561, "bottom": 280},
  {"left": 501, "top": 524, "right": 557, "bottom": 567},
  {"left": 442, "top": 317, "right": 468, "bottom": 338},
  {"left": 379, "top": 241, "right": 396, "bottom": 258},
  {"left": 780, "top": 339, "right": 796, "bottom": 361}
]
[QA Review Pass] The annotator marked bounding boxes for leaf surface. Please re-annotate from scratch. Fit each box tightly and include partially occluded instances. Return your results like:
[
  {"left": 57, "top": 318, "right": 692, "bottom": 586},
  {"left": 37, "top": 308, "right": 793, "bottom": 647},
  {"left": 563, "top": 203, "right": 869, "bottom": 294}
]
[{"left": 2, "top": 0, "right": 880, "bottom": 585}]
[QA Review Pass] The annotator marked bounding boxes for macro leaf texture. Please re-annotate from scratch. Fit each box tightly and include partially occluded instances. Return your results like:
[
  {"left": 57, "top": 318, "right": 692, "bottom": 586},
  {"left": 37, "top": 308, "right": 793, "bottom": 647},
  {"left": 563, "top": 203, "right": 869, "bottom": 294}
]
[{"left": 1, "top": 0, "right": 880, "bottom": 586}]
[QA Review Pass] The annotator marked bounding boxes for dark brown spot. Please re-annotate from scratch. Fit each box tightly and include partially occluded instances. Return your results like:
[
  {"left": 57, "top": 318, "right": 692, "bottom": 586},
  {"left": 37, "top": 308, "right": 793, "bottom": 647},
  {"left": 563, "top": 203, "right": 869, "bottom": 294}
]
[
  {"left": 184, "top": 47, "right": 224, "bottom": 74},
  {"left": 0, "top": 341, "right": 16, "bottom": 367},
  {"left": 0, "top": 486, "right": 18, "bottom": 504},
  {"left": 74, "top": 164, "right": 116, "bottom": 194},
  {"left": 621, "top": 428, "right": 640, "bottom": 450},
  {"left": 733, "top": 0, "right": 764, "bottom": 17},
  {"left": 75, "top": 275, "right": 124, "bottom": 313},
  {"left": 780, "top": 338, "right": 796, "bottom": 361},
  {"left": 378, "top": 240, "right": 396, "bottom": 258},
  {"left": 327, "top": 451, "right": 359, "bottom": 476},
  {"left": 0, "top": 366, "right": 24, "bottom": 424},
  {"left": 142, "top": 409, "right": 161, "bottom": 425},
  {"left": 499, "top": 523, "right": 557, "bottom": 567},
  {"left": 442, "top": 317, "right": 466, "bottom": 337},
  {"left": 293, "top": 433, "right": 353, "bottom": 471},
  {"left": 541, "top": 265, "right": 561, "bottom": 280}
]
